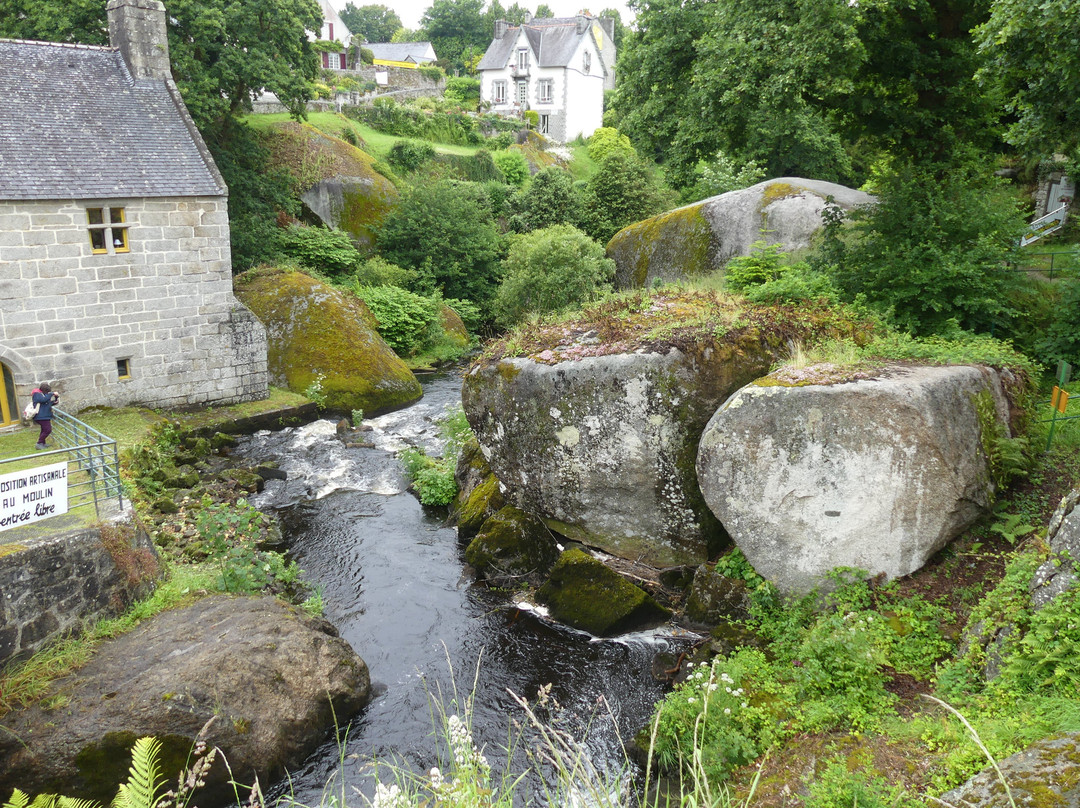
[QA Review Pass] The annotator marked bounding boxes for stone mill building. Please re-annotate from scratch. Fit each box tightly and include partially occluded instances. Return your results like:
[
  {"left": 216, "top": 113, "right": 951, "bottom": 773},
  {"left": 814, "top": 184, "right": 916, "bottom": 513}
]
[{"left": 0, "top": 0, "right": 269, "bottom": 422}]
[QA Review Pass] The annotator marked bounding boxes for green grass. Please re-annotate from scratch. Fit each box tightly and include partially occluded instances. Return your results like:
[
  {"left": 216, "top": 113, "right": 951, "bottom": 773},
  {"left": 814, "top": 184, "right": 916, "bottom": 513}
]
[
  {"left": 243, "top": 112, "right": 484, "bottom": 160},
  {"left": 565, "top": 141, "right": 599, "bottom": 182}
]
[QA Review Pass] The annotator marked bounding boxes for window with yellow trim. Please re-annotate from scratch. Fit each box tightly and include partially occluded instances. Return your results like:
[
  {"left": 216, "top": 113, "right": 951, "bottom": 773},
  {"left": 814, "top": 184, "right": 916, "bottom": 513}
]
[
  {"left": 116, "top": 358, "right": 131, "bottom": 380},
  {"left": 86, "top": 207, "right": 130, "bottom": 254}
]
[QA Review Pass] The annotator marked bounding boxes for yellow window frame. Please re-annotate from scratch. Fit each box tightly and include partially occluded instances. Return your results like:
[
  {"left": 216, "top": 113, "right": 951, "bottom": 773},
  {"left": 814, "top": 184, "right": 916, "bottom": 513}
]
[{"left": 87, "top": 207, "right": 130, "bottom": 254}]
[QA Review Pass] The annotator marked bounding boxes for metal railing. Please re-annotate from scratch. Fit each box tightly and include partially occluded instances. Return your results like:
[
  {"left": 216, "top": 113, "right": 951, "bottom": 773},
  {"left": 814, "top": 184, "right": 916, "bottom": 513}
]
[
  {"left": 2, "top": 409, "right": 125, "bottom": 521},
  {"left": 1020, "top": 203, "right": 1069, "bottom": 247},
  {"left": 1005, "top": 250, "right": 1080, "bottom": 279}
]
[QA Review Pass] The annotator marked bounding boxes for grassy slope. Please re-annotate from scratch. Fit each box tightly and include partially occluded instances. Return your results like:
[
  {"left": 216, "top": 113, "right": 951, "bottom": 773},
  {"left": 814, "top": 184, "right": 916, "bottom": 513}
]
[{"left": 244, "top": 112, "right": 483, "bottom": 160}]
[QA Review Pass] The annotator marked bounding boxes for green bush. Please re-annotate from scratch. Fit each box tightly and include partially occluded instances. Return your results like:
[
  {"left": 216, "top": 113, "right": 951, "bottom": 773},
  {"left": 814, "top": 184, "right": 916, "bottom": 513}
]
[
  {"left": 509, "top": 166, "right": 579, "bottom": 232},
  {"left": 350, "top": 284, "right": 441, "bottom": 354},
  {"left": 276, "top": 225, "right": 361, "bottom": 276},
  {"left": 419, "top": 65, "right": 444, "bottom": 82},
  {"left": 586, "top": 126, "right": 635, "bottom": 162},
  {"left": 444, "top": 76, "right": 481, "bottom": 106},
  {"left": 494, "top": 225, "right": 614, "bottom": 326},
  {"left": 378, "top": 179, "right": 503, "bottom": 307},
  {"left": 354, "top": 256, "right": 418, "bottom": 288},
  {"left": 398, "top": 407, "right": 473, "bottom": 506},
  {"left": 388, "top": 139, "right": 436, "bottom": 171},
  {"left": 724, "top": 239, "right": 788, "bottom": 289},
  {"left": 492, "top": 149, "right": 530, "bottom": 187},
  {"left": 578, "top": 151, "right": 673, "bottom": 244}
]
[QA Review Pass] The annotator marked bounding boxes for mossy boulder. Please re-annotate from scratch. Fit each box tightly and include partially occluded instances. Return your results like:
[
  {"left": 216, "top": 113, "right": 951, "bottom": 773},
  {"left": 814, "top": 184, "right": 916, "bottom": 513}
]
[
  {"left": 1030, "top": 487, "right": 1080, "bottom": 609},
  {"left": 939, "top": 732, "right": 1080, "bottom": 808},
  {"left": 607, "top": 177, "right": 874, "bottom": 289},
  {"left": 453, "top": 437, "right": 506, "bottom": 539},
  {"left": 235, "top": 267, "right": 421, "bottom": 415},
  {"left": 441, "top": 304, "right": 470, "bottom": 350},
  {"left": 685, "top": 564, "right": 753, "bottom": 626},
  {"left": 464, "top": 506, "right": 559, "bottom": 588},
  {"left": 0, "top": 596, "right": 370, "bottom": 805},
  {"left": 537, "top": 548, "right": 670, "bottom": 636},
  {"left": 262, "top": 121, "right": 398, "bottom": 252}
]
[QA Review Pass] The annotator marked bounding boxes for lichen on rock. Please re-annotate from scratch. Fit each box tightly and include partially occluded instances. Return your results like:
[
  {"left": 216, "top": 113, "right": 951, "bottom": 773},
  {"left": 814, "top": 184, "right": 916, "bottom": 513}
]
[{"left": 464, "top": 505, "right": 559, "bottom": 589}]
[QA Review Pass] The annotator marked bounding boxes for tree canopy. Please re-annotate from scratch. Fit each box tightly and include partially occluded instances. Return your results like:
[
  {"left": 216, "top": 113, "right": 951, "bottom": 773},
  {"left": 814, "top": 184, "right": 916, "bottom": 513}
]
[
  {"left": 340, "top": 3, "right": 402, "bottom": 42},
  {"left": 420, "top": 0, "right": 491, "bottom": 69}
]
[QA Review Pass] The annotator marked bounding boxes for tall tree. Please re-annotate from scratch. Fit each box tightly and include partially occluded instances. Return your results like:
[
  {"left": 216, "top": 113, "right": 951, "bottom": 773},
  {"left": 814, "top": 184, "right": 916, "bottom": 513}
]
[
  {"left": 599, "top": 8, "right": 626, "bottom": 49},
  {"left": 420, "top": 0, "right": 490, "bottom": 68},
  {"left": 0, "top": 0, "right": 107, "bottom": 44},
  {"left": 976, "top": 0, "right": 1080, "bottom": 161},
  {"left": 340, "top": 3, "right": 402, "bottom": 42},
  {"left": 534, "top": 3, "right": 554, "bottom": 17}
]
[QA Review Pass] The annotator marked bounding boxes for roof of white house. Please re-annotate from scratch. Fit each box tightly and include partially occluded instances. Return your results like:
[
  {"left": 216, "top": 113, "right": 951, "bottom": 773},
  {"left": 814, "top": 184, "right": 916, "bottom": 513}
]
[
  {"left": 477, "top": 16, "right": 602, "bottom": 71},
  {"left": 367, "top": 42, "right": 436, "bottom": 63},
  {"left": 0, "top": 38, "right": 224, "bottom": 201}
]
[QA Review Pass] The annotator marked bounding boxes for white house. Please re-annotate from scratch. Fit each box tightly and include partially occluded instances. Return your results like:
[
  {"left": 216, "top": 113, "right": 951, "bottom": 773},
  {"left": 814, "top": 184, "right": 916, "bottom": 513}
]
[
  {"left": 476, "top": 14, "right": 616, "bottom": 143},
  {"left": 0, "top": 0, "right": 268, "bottom": 419},
  {"left": 314, "top": 0, "right": 352, "bottom": 70}
]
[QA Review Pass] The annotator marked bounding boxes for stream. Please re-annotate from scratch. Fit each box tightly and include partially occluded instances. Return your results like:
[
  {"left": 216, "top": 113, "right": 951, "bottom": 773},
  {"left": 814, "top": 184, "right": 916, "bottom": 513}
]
[{"left": 234, "top": 372, "right": 697, "bottom": 804}]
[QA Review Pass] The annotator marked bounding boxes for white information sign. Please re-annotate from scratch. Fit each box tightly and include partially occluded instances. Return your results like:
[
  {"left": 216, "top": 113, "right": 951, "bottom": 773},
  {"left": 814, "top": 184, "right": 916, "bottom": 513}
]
[{"left": 0, "top": 462, "right": 69, "bottom": 532}]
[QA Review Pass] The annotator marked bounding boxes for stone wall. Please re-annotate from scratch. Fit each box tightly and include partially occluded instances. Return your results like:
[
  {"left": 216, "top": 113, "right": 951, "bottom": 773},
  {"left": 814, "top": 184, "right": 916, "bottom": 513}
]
[
  {"left": 0, "top": 523, "right": 158, "bottom": 664},
  {"left": 0, "top": 195, "right": 269, "bottom": 410}
]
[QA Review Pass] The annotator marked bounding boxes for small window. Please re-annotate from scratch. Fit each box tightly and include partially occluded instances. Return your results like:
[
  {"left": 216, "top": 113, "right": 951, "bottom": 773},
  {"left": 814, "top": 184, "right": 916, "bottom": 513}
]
[
  {"left": 583, "top": 50, "right": 591, "bottom": 72},
  {"left": 539, "top": 114, "right": 550, "bottom": 135},
  {"left": 516, "top": 48, "right": 529, "bottom": 70},
  {"left": 493, "top": 80, "right": 506, "bottom": 104},
  {"left": 538, "top": 79, "right": 553, "bottom": 103},
  {"left": 117, "top": 358, "right": 131, "bottom": 380},
  {"left": 87, "top": 207, "right": 130, "bottom": 254}
]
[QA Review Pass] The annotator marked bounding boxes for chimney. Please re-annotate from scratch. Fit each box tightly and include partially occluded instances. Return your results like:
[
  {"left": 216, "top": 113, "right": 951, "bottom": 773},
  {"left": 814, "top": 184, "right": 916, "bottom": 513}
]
[
  {"left": 494, "top": 19, "right": 509, "bottom": 39},
  {"left": 107, "top": 0, "right": 172, "bottom": 81},
  {"left": 600, "top": 15, "right": 615, "bottom": 39},
  {"left": 576, "top": 14, "right": 589, "bottom": 33}
]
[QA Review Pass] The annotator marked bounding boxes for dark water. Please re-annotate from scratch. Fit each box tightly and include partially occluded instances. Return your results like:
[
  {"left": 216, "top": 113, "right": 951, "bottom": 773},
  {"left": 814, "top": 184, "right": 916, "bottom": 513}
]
[{"left": 235, "top": 373, "right": 695, "bottom": 804}]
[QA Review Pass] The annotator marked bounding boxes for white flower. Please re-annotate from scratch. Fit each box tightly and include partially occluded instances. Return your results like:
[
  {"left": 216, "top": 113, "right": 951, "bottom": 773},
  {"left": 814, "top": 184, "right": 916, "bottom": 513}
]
[
  {"left": 429, "top": 768, "right": 443, "bottom": 789},
  {"left": 741, "top": 702, "right": 748, "bottom": 709},
  {"left": 687, "top": 697, "right": 696, "bottom": 704},
  {"left": 723, "top": 708, "right": 731, "bottom": 715},
  {"left": 372, "top": 782, "right": 409, "bottom": 808}
]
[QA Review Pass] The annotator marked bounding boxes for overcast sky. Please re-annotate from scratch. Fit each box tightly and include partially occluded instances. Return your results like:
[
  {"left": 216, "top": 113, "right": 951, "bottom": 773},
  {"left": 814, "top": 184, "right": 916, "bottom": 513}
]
[{"left": 333, "top": 0, "right": 634, "bottom": 32}]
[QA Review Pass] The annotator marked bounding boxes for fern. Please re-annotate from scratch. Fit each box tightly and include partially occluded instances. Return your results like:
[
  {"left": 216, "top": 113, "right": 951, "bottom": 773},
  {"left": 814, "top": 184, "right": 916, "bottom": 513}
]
[
  {"left": 3, "top": 792, "right": 98, "bottom": 808},
  {"left": 2, "top": 789, "right": 32, "bottom": 808},
  {"left": 111, "top": 737, "right": 165, "bottom": 808}
]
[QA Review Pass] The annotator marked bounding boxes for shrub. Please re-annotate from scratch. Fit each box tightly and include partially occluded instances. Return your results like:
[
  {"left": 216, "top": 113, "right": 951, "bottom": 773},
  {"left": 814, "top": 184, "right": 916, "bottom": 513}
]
[
  {"left": 492, "top": 149, "right": 530, "bottom": 187},
  {"left": 378, "top": 179, "right": 503, "bottom": 307},
  {"left": 389, "top": 139, "right": 436, "bottom": 171},
  {"left": 360, "top": 47, "right": 374, "bottom": 64},
  {"left": 398, "top": 407, "right": 473, "bottom": 506},
  {"left": 679, "top": 151, "right": 766, "bottom": 204},
  {"left": 509, "top": 166, "right": 579, "bottom": 232},
  {"left": 724, "top": 240, "right": 788, "bottom": 289},
  {"left": 494, "top": 225, "right": 614, "bottom": 326},
  {"left": 586, "top": 126, "right": 635, "bottom": 162},
  {"left": 350, "top": 284, "right": 441, "bottom": 354},
  {"left": 276, "top": 225, "right": 361, "bottom": 276},
  {"left": 354, "top": 256, "right": 418, "bottom": 288},
  {"left": 444, "top": 76, "right": 481, "bottom": 106},
  {"left": 579, "top": 151, "right": 673, "bottom": 244},
  {"left": 419, "top": 65, "right": 444, "bottom": 82},
  {"left": 488, "top": 131, "right": 515, "bottom": 150}
]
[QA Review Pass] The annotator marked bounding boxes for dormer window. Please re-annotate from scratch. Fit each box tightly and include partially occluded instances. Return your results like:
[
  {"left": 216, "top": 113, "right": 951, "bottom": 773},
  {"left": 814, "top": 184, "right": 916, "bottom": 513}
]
[
  {"left": 583, "top": 50, "right": 591, "bottom": 72},
  {"left": 86, "top": 207, "right": 129, "bottom": 254},
  {"left": 516, "top": 48, "right": 529, "bottom": 69}
]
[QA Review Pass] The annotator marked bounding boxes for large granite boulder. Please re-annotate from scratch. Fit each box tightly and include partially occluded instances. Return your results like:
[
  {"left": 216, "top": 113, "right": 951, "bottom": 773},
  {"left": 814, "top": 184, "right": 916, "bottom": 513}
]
[
  {"left": 1030, "top": 488, "right": 1080, "bottom": 608},
  {"left": 263, "top": 121, "right": 397, "bottom": 252},
  {"left": 696, "top": 364, "right": 1014, "bottom": 595},
  {"left": 0, "top": 595, "right": 371, "bottom": 804},
  {"left": 607, "top": 177, "right": 874, "bottom": 289},
  {"left": 939, "top": 732, "right": 1080, "bottom": 808},
  {"left": 462, "top": 336, "right": 776, "bottom": 568},
  {"left": 464, "top": 505, "right": 560, "bottom": 589},
  {"left": 235, "top": 267, "right": 421, "bottom": 415}
]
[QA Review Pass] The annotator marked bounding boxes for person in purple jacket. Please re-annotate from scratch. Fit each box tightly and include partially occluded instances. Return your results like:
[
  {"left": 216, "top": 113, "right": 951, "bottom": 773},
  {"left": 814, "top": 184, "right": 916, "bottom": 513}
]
[{"left": 32, "top": 382, "right": 59, "bottom": 450}]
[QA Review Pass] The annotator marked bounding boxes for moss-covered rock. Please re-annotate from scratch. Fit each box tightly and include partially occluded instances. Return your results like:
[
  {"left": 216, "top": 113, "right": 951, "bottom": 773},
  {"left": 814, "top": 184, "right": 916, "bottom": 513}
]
[
  {"left": 234, "top": 267, "right": 422, "bottom": 415},
  {"left": 607, "top": 177, "right": 875, "bottom": 289},
  {"left": 537, "top": 548, "right": 670, "bottom": 636},
  {"left": 452, "top": 437, "right": 506, "bottom": 539},
  {"left": 684, "top": 564, "right": 753, "bottom": 626},
  {"left": 441, "top": 304, "right": 470, "bottom": 350},
  {"left": 262, "top": 121, "right": 398, "bottom": 252},
  {"left": 465, "top": 506, "right": 559, "bottom": 588},
  {"left": 939, "top": 732, "right": 1080, "bottom": 808}
]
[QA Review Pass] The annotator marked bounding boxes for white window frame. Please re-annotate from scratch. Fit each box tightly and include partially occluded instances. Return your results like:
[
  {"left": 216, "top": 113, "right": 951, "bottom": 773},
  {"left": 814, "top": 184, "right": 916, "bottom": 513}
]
[
  {"left": 539, "top": 113, "right": 550, "bottom": 135},
  {"left": 493, "top": 80, "right": 507, "bottom": 104},
  {"left": 516, "top": 48, "right": 529, "bottom": 70},
  {"left": 538, "top": 78, "right": 553, "bottom": 103}
]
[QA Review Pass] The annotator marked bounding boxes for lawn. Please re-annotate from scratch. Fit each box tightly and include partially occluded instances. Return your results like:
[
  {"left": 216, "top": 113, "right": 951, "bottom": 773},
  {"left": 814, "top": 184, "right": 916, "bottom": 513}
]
[{"left": 244, "top": 111, "right": 483, "bottom": 160}]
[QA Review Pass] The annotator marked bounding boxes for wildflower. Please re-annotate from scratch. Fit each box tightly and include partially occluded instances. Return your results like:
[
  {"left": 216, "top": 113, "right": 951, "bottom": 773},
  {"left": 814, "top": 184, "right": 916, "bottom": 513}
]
[
  {"left": 723, "top": 708, "right": 731, "bottom": 715},
  {"left": 687, "top": 697, "right": 696, "bottom": 704},
  {"left": 372, "top": 782, "right": 409, "bottom": 808},
  {"left": 429, "top": 767, "right": 443, "bottom": 789},
  {"left": 741, "top": 702, "right": 748, "bottom": 709}
]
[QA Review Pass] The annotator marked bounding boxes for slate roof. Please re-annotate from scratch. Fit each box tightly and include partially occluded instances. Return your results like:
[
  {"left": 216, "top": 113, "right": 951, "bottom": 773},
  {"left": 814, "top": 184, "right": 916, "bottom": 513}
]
[
  {"left": 477, "top": 17, "right": 592, "bottom": 71},
  {"left": 368, "top": 42, "right": 436, "bottom": 63},
  {"left": 0, "top": 38, "right": 225, "bottom": 201}
]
